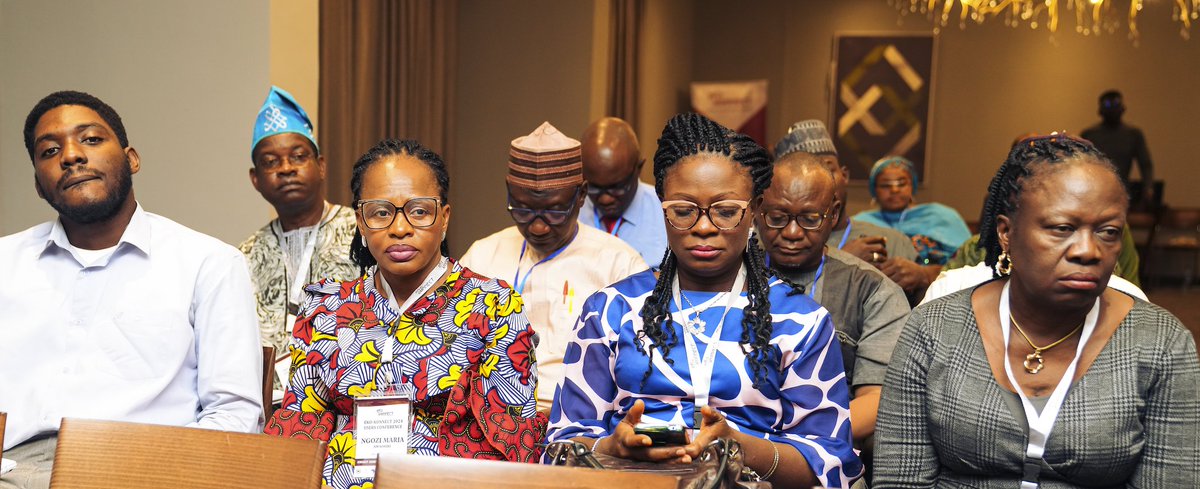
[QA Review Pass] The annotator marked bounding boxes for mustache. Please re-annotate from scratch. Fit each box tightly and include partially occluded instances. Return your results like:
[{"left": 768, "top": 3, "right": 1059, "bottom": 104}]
[{"left": 57, "top": 168, "right": 104, "bottom": 189}]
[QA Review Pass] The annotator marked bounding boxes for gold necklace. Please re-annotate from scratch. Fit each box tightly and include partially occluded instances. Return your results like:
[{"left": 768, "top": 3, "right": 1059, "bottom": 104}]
[{"left": 1011, "top": 316, "right": 1084, "bottom": 374}]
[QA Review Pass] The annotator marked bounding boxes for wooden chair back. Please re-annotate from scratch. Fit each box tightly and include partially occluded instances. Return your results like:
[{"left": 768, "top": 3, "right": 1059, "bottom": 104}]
[
  {"left": 48, "top": 418, "right": 324, "bottom": 489},
  {"left": 1161, "top": 207, "right": 1200, "bottom": 231},
  {"left": 262, "top": 345, "right": 276, "bottom": 420},
  {"left": 373, "top": 453, "right": 679, "bottom": 489}
]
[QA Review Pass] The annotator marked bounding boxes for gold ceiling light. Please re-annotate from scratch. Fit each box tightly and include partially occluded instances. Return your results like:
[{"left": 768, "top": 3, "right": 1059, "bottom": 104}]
[{"left": 890, "top": 0, "right": 1200, "bottom": 41}]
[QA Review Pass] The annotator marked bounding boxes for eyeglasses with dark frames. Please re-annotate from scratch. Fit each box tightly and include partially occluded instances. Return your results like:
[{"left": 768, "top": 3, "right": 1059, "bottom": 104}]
[
  {"left": 660, "top": 199, "right": 750, "bottom": 231},
  {"left": 760, "top": 209, "right": 831, "bottom": 230},
  {"left": 585, "top": 163, "right": 643, "bottom": 199},
  {"left": 355, "top": 197, "right": 441, "bottom": 230},
  {"left": 507, "top": 187, "right": 583, "bottom": 226},
  {"left": 256, "top": 150, "right": 316, "bottom": 171}
]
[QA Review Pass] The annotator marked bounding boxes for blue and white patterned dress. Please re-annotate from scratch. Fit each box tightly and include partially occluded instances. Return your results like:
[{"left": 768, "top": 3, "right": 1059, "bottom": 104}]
[{"left": 547, "top": 269, "right": 863, "bottom": 488}]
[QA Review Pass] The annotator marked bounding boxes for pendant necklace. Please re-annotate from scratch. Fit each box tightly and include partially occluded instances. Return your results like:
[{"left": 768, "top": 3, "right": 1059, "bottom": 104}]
[
  {"left": 1011, "top": 316, "right": 1084, "bottom": 374},
  {"left": 679, "top": 290, "right": 721, "bottom": 336}
]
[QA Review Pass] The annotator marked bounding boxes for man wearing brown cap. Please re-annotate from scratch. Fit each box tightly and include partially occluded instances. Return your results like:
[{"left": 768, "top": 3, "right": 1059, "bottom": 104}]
[
  {"left": 461, "top": 121, "right": 647, "bottom": 412},
  {"left": 579, "top": 117, "right": 667, "bottom": 268}
]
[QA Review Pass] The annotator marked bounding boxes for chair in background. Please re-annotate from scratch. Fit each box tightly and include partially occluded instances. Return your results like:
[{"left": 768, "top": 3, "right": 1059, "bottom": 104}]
[
  {"left": 48, "top": 418, "right": 325, "bottom": 489},
  {"left": 1, "top": 411, "right": 7, "bottom": 461},
  {"left": 1126, "top": 210, "right": 1159, "bottom": 288},
  {"left": 373, "top": 453, "right": 679, "bottom": 489},
  {"left": 1148, "top": 207, "right": 1200, "bottom": 290},
  {"left": 262, "top": 345, "right": 275, "bottom": 420}
]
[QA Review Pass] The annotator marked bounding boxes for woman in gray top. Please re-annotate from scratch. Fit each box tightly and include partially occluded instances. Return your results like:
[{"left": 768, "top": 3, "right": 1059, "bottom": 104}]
[{"left": 873, "top": 135, "right": 1199, "bottom": 488}]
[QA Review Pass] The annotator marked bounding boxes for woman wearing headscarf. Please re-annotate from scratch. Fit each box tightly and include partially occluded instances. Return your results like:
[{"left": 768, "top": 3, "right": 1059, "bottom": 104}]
[{"left": 853, "top": 156, "right": 970, "bottom": 267}]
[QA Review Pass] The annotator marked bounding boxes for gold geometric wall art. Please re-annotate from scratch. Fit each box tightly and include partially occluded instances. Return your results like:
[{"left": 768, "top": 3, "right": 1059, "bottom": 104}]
[{"left": 831, "top": 33, "right": 936, "bottom": 182}]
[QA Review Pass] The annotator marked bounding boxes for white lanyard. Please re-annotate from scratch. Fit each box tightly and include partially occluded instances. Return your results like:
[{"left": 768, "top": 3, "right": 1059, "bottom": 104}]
[
  {"left": 672, "top": 265, "right": 746, "bottom": 430},
  {"left": 274, "top": 204, "right": 332, "bottom": 310},
  {"left": 376, "top": 257, "right": 449, "bottom": 383},
  {"left": 998, "top": 281, "right": 1098, "bottom": 488}
]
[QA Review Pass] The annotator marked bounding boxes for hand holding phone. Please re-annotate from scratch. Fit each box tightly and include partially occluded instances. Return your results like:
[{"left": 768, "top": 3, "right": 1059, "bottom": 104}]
[{"left": 633, "top": 423, "right": 689, "bottom": 447}]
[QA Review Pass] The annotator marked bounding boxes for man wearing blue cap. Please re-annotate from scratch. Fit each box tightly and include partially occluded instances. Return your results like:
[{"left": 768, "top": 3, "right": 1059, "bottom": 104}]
[
  {"left": 238, "top": 87, "right": 358, "bottom": 364},
  {"left": 0, "top": 90, "right": 263, "bottom": 489}
]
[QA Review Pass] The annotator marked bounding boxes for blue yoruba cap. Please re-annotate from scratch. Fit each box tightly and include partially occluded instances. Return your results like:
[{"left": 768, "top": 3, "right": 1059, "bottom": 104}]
[{"left": 251, "top": 86, "right": 317, "bottom": 156}]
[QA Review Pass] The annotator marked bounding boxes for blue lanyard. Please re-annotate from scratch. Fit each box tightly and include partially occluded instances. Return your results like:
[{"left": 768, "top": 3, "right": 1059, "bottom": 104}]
[
  {"left": 808, "top": 254, "right": 826, "bottom": 298},
  {"left": 513, "top": 240, "right": 569, "bottom": 294},
  {"left": 592, "top": 208, "right": 624, "bottom": 236},
  {"left": 764, "top": 252, "right": 826, "bottom": 298},
  {"left": 836, "top": 223, "right": 853, "bottom": 249}
]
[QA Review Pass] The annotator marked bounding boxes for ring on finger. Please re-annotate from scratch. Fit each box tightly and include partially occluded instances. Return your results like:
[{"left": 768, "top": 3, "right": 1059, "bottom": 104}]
[{"left": 871, "top": 251, "right": 881, "bottom": 262}]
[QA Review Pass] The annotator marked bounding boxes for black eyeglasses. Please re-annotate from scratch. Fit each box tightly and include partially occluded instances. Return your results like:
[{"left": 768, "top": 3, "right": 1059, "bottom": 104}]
[
  {"left": 256, "top": 150, "right": 315, "bottom": 171},
  {"left": 507, "top": 187, "right": 582, "bottom": 225},
  {"left": 760, "top": 209, "right": 830, "bottom": 230},
  {"left": 585, "top": 164, "right": 642, "bottom": 199},
  {"left": 355, "top": 198, "right": 441, "bottom": 230},
  {"left": 661, "top": 200, "right": 750, "bottom": 230}
]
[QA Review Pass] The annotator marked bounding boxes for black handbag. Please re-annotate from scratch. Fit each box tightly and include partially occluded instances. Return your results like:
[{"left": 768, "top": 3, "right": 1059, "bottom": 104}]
[{"left": 545, "top": 438, "right": 771, "bottom": 489}]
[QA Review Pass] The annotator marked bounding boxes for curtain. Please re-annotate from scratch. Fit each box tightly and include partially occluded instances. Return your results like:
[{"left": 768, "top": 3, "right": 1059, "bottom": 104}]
[
  {"left": 319, "top": 0, "right": 457, "bottom": 205},
  {"left": 606, "top": 0, "right": 641, "bottom": 121}
]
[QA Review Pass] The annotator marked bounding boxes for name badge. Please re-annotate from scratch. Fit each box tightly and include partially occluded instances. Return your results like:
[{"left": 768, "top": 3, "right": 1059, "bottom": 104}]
[{"left": 352, "top": 385, "right": 414, "bottom": 479}]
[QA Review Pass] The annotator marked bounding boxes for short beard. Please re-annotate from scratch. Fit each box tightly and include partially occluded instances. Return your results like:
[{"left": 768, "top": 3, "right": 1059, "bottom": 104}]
[{"left": 41, "top": 157, "right": 133, "bottom": 225}]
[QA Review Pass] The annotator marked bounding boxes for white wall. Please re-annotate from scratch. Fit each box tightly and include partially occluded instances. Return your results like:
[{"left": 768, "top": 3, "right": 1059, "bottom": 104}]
[{"left": 0, "top": 0, "right": 272, "bottom": 244}]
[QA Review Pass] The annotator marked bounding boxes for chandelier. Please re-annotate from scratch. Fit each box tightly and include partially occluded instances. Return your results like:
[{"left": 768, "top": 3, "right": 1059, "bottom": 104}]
[{"left": 890, "top": 0, "right": 1200, "bottom": 40}]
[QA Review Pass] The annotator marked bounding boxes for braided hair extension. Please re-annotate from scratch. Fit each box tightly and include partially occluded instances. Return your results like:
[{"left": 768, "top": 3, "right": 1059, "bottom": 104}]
[
  {"left": 979, "top": 134, "right": 1124, "bottom": 278},
  {"left": 349, "top": 139, "right": 452, "bottom": 273},
  {"left": 638, "top": 113, "right": 776, "bottom": 388}
]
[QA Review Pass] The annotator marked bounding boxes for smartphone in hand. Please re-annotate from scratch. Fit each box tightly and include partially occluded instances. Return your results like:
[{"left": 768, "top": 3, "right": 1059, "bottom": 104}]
[{"left": 633, "top": 423, "right": 689, "bottom": 447}]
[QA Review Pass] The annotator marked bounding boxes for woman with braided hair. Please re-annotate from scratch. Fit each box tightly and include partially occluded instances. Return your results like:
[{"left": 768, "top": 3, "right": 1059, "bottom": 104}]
[
  {"left": 266, "top": 139, "right": 545, "bottom": 489},
  {"left": 548, "top": 113, "right": 862, "bottom": 488},
  {"left": 874, "top": 135, "right": 1199, "bottom": 487}
]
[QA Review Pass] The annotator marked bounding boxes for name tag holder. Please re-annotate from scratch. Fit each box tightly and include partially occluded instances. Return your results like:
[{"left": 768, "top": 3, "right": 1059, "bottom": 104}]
[{"left": 352, "top": 384, "right": 415, "bottom": 479}]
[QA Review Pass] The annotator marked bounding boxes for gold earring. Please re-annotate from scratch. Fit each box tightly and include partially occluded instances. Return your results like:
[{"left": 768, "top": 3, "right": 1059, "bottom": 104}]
[{"left": 995, "top": 251, "right": 1013, "bottom": 276}]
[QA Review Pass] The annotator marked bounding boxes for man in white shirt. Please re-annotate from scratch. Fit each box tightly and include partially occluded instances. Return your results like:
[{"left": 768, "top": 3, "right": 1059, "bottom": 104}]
[
  {"left": 0, "top": 91, "right": 263, "bottom": 489},
  {"left": 461, "top": 121, "right": 646, "bottom": 412}
]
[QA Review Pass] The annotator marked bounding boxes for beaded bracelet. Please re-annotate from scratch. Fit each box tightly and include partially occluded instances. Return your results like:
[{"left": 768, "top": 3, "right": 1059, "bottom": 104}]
[{"left": 762, "top": 441, "right": 780, "bottom": 480}]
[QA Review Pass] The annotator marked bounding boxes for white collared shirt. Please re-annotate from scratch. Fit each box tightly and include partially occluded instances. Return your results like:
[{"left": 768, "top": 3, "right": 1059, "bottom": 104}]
[{"left": 0, "top": 204, "right": 263, "bottom": 449}]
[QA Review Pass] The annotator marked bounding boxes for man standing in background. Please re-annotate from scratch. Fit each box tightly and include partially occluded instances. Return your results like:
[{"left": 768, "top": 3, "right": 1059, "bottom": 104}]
[{"left": 1082, "top": 90, "right": 1155, "bottom": 206}]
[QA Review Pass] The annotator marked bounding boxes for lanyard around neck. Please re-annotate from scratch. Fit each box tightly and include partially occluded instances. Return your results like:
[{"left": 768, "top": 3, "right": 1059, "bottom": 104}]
[
  {"left": 764, "top": 252, "right": 825, "bottom": 298},
  {"left": 275, "top": 203, "right": 332, "bottom": 307},
  {"left": 672, "top": 265, "right": 746, "bottom": 430},
  {"left": 998, "top": 281, "right": 1098, "bottom": 488},
  {"left": 592, "top": 208, "right": 624, "bottom": 236},
  {"left": 513, "top": 239, "right": 569, "bottom": 294},
  {"left": 836, "top": 222, "right": 853, "bottom": 249},
  {"left": 376, "top": 256, "right": 449, "bottom": 383},
  {"left": 807, "top": 254, "right": 826, "bottom": 298}
]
